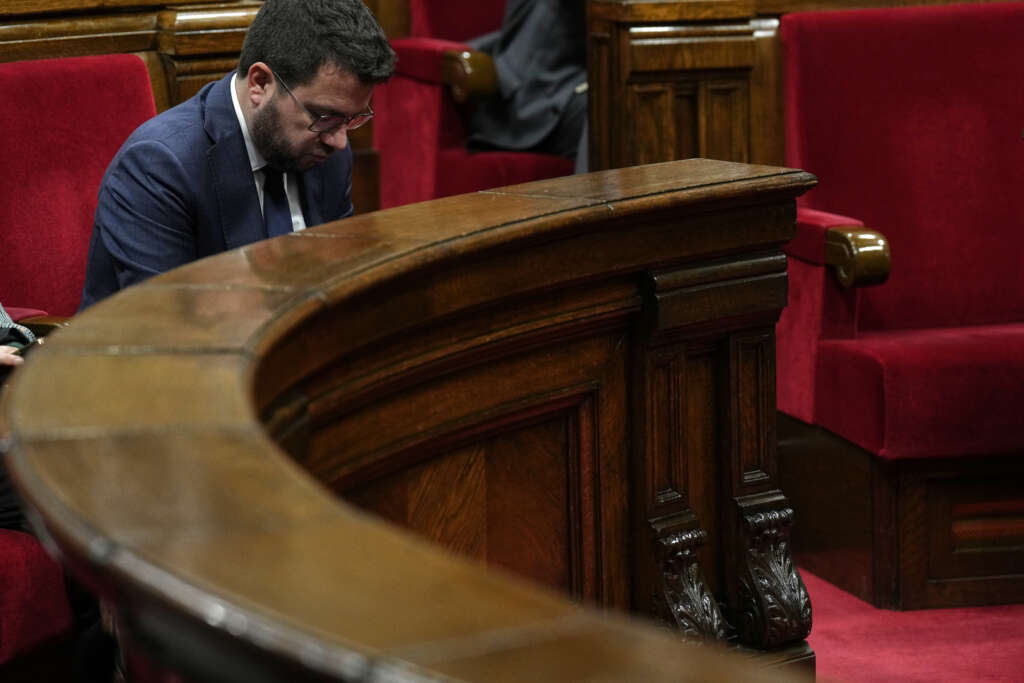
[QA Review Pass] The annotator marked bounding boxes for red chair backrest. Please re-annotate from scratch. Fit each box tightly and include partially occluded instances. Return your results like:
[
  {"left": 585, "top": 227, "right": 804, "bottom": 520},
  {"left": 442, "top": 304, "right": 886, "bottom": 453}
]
[
  {"left": 0, "top": 54, "right": 156, "bottom": 317},
  {"left": 408, "top": 0, "right": 506, "bottom": 42},
  {"left": 782, "top": 3, "right": 1024, "bottom": 331}
]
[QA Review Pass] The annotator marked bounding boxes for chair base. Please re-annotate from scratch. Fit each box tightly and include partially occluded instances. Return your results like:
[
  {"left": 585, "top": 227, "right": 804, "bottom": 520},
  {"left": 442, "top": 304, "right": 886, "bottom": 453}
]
[{"left": 778, "top": 413, "right": 1024, "bottom": 610}]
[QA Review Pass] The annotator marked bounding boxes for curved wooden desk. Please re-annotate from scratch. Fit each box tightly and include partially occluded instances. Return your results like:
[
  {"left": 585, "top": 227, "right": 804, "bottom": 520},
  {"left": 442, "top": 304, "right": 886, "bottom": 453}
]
[{"left": 4, "top": 159, "right": 815, "bottom": 681}]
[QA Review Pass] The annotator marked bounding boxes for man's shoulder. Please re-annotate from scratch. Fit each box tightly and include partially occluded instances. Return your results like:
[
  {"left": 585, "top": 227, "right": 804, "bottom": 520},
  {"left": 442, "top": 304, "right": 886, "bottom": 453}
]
[{"left": 119, "top": 75, "right": 231, "bottom": 157}]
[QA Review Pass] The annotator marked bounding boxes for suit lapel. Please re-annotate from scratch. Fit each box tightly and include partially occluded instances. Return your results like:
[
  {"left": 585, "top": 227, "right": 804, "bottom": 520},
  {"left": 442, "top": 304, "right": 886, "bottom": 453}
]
[{"left": 203, "top": 75, "right": 265, "bottom": 250}]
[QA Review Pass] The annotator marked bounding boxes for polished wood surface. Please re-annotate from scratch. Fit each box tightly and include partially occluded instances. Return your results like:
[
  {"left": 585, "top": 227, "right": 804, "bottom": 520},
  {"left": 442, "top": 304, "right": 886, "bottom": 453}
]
[
  {"left": 6, "top": 159, "right": 816, "bottom": 680},
  {"left": 442, "top": 49, "right": 498, "bottom": 103},
  {"left": 824, "top": 228, "right": 890, "bottom": 288}
]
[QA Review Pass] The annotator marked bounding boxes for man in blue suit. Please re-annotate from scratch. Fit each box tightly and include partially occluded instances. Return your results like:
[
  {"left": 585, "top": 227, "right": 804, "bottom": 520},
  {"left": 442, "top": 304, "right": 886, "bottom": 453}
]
[{"left": 80, "top": 0, "right": 395, "bottom": 310}]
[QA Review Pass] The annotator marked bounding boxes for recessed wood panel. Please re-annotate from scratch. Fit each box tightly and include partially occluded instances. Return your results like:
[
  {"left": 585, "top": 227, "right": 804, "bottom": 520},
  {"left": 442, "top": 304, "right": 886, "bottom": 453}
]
[
  {"left": 629, "top": 84, "right": 676, "bottom": 166},
  {"left": 348, "top": 417, "right": 577, "bottom": 593},
  {"left": 927, "top": 477, "right": 1024, "bottom": 579},
  {"left": 674, "top": 84, "right": 700, "bottom": 160},
  {"left": 733, "top": 332, "right": 774, "bottom": 489},
  {"left": 312, "top": 330, "right": 631, "bottom": 607},
  {"left": 702, "top": 79, "right": 750, "bottom": 163}
]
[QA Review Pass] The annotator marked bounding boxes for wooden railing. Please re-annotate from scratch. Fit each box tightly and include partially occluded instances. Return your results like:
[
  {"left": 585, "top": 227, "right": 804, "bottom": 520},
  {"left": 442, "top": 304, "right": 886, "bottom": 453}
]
[{"left": 4, "top": 159, "right": 816, "bottom": 681}]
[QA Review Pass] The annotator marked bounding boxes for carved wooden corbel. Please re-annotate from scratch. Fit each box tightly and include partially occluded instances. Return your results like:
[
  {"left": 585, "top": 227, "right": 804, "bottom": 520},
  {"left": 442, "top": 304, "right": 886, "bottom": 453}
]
[
  {"left": 657, "top": 528, "right": 729, "bottom": 642},
  {"left": 737, "top": 507, "right": 812, "bottom": 649}
]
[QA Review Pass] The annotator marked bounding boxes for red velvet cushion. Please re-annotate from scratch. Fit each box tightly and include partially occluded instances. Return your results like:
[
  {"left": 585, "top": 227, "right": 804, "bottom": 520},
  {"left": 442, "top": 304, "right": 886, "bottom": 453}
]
[
  {"left": 782, "top": 3, "right": 1024, "bottom": 331},
  {"left": 0, "top": 530, "right": 73, "bottom": 664},
  {"left": 408, "top": 0, "right": 505, "bottom": 42},
  {"left": 435, "top": 148, "right": 574, "bottom": 200},
  {"left": 814, "top": 324, "right": 1024, "bottom": 459},
  {"left": 0, "top": 55, "right": 156, "bottom": 317}
]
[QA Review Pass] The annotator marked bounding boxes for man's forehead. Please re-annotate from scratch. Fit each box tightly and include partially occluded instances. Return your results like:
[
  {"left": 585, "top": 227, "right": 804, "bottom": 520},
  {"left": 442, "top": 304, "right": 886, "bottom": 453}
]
[{"left": 296, "top": 62, "right": 372, "bottom": 111}]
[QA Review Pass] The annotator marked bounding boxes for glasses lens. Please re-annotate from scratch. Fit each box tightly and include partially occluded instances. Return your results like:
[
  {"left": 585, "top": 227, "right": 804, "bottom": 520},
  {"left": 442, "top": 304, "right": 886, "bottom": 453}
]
[
  {"left": 310, "top": 112, "right": 373, "bottom": 133},
  {"left": 346, "top": 113, "right": 373, "bottom": 130},
  {"left": 310, "top": 116, "right": 345, "bottom": 133}
]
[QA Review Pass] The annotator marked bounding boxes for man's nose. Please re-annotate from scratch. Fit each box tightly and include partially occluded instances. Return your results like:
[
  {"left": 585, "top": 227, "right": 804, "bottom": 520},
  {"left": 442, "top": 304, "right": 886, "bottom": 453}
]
[{"left": 319, "top": 126, "right": 349, "bottom": 150}]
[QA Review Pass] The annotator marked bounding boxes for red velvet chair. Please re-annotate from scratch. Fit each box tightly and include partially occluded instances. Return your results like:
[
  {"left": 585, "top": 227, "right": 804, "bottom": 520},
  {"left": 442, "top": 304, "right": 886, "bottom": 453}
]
[
  {"left": 0, "top": 53, "right": 156, "bottom": 676},
  {"left": 0, "top": 54, "right": 156, "bottom": 319},
  {"left": 775, "top": 3, "right": 1024, "bottom": 610},
  {"left": 372, "top": 0, "right": 575, "bottom": 208}
]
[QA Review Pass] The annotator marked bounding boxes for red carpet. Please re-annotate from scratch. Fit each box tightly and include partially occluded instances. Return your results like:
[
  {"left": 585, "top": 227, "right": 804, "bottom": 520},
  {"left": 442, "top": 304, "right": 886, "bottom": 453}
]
[{"left": 802, "top": 569, "right": 1024, "bottom": 682}]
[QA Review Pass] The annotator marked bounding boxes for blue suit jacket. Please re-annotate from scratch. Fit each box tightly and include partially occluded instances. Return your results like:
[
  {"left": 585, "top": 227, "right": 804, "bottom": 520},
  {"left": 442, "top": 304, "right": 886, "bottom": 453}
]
[{"left": 80, "top": 73, "right": 353, "bottom": 310}]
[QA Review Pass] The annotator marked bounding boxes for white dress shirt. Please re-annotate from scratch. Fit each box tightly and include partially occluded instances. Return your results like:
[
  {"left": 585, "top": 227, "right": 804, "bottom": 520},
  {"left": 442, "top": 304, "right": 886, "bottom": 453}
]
[{"left": 230, "top": 74, "right": 306, "bottom": 233}]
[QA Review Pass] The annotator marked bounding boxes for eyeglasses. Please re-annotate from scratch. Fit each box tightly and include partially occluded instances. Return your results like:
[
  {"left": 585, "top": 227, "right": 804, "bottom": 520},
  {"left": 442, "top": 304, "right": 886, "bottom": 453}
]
[{"left": 270, "top": 69, "right": 373, "bottom": 134}]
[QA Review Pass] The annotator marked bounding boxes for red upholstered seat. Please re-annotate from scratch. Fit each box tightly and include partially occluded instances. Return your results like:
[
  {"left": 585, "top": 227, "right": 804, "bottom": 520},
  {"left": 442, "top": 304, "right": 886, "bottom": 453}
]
[
  {"left": 0, "top": 54, "right": 156, "bottom": 317},
  {"left": 814, "top": 324, "right": 1024, "bottom": 459},
  {"left": 775, "top": 3, "right": 1024, "bottom": 609},
  {"left": 0, "top": 531, "right": 73, "bottom": 666},
  {"left": 778, "top": 2, "right": 1024, "bottom": 459},
  {"left": 372, "top": 0, "right": 574, "bottom": 208}
]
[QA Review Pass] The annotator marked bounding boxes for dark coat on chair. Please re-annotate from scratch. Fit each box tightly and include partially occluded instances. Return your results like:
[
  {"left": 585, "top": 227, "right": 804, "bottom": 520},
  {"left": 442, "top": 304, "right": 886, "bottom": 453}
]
[
  {"left": 467, "top": 0, "right": 586, "bottom": 156},
  {"left": 80, "top": 73, "right": 354, "bottom": 310}
]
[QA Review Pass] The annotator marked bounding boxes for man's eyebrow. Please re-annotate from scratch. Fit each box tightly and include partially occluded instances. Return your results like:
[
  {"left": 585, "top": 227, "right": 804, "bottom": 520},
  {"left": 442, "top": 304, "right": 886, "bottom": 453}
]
[{"left": 306, "top": 102, "right": 347, "bottom": 118}]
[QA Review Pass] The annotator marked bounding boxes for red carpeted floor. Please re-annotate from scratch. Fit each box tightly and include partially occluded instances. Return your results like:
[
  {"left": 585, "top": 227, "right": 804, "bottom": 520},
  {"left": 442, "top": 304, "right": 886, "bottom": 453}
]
[{"left": 802, "top": 569, "right": 1024, "bottom": 682}]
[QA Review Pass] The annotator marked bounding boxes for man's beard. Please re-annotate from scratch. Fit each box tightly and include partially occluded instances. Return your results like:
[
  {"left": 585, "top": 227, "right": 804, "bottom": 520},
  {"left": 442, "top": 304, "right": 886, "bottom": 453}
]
[{"left": 251, "top": 99, "right": 303, "bottom": 173}]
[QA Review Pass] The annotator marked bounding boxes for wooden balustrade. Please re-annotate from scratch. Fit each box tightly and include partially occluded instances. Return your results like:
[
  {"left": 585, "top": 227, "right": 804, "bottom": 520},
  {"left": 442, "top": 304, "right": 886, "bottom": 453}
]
[{"left": 5, "top": 159, "right": 817, "bottom": 681}]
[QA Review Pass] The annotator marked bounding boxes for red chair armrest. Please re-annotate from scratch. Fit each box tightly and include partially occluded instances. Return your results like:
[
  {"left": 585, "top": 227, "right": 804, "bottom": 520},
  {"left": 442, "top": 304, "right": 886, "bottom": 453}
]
[
  {"left": 392, "top": 37, "right": 472, "bottom": 83},
  {"left": 788, "top": 207, "right": 864, "bottom": 264},
  {"left": 790, "top": 207, "right": 889, "bottom": 288}
]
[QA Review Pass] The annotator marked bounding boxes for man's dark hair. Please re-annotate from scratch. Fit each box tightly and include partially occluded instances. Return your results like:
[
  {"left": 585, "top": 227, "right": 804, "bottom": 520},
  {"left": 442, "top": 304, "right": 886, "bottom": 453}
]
[{"left": 238, "top": 0, "right": 395, "bottom": 86}]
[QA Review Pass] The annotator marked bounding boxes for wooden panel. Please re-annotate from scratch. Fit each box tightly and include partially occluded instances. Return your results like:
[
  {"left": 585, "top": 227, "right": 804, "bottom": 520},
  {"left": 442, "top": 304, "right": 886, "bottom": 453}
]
[
  {"left": 629, "top": 84, "right": 676, "bottom": 165},
  {"left": 349, "top": 417, "right": 577, "bottom": 594},
  {"left": 674, "top": 84, "right": 700, "bottom": 160},
  {"left": 589, "top": 10, "right": 758, "bottom": 170},
  {"left": 702, "top": 78, "right": 749, "bottom": 163},
  {"left": 733, "top": 332, "right": 773, "bottom": 487},
  {"left": 311, "top": 330, "right": 631, "bottom": 607},
  {"left": 5, "top": 159, "right": 817, "bottom": 679},
  {"left": 629, "top": 24, "right": 755, "bottom": 71},
  {"left": 912, "top": 472, "right": 1024, "bottom": 606},
  {"left": 0, "top": 14, "right": 157, "bottom": 63},
  {"left": 587, "top": 17, "right": 614, "bottom": 171},
  {"left": 157, "top": 3, "right": 259, "bottom": 56},
  {"left": 0, "top": 0, "right": 223, "bottom": 16}
]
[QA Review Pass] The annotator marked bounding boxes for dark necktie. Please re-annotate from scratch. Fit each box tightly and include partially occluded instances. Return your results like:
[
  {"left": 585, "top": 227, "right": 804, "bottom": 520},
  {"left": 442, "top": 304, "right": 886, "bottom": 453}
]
[{"left": 263, "top": 167, "right": 293, "bottom": 237}]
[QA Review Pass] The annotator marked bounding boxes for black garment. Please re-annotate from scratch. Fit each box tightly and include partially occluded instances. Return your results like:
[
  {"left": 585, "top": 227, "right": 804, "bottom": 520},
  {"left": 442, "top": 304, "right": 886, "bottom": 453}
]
[
  {"left": 0, "top": 460, "right": 27, "bottom": 531},
  {"left": 467, "top": 0, "right": 587, "bottom": 161},
  {"left": 263, "top": 167, "right": 294, "bottom": 238},
  {"left": 1, "top": 303, "right": 33, "bottom": 530}
]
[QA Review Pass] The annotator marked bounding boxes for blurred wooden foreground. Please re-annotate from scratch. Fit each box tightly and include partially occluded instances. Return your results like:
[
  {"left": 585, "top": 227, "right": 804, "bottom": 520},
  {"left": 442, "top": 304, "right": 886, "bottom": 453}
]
[{"left": 5, "top": 159, "right": 816, "bottom": 681}]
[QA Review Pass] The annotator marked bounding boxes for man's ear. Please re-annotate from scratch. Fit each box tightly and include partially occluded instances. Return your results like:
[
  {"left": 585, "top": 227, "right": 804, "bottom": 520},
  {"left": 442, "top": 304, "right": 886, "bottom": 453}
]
[{"left": 247, "top": 62, "right": 275, "bottom": 107}]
